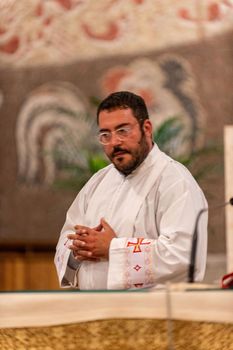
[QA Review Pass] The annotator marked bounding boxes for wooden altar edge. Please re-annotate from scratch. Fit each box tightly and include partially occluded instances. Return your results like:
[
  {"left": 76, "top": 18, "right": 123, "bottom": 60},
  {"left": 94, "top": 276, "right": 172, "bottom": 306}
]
[{"left": 1, "top": 288, "right": 233, "bottom": 328}]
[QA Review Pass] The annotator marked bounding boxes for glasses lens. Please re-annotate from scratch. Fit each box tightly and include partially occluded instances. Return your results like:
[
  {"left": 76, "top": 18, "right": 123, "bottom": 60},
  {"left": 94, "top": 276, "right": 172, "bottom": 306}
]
[
  {"left": 98, "top": 124, "right": 136, "bottom": 145},
  {"left": 99, "top": 133, "right": 110, "bottom": 145},
  {"left": 116, "top": 127, "right": 131, "bottom": 138}
]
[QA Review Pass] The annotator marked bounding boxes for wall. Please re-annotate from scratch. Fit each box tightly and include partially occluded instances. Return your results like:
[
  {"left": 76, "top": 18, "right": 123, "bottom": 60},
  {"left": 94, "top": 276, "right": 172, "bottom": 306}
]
[
  {"left": 0, "top": 250, "right": 60, "bottom": 291},
  {"left": 0, "top": 1, "right": 233, "bottom": 262}
]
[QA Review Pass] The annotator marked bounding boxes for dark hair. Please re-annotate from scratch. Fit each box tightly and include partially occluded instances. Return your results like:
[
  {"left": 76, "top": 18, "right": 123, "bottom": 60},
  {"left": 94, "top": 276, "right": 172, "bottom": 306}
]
[{"left": 96, "top": 91, "right": 149, "bottom": 124}]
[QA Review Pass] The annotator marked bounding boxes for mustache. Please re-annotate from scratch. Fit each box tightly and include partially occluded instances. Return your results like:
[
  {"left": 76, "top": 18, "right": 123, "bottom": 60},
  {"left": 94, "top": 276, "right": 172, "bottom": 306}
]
[{"left": 111, "top": 147, "right": 130, "bottom": 157}]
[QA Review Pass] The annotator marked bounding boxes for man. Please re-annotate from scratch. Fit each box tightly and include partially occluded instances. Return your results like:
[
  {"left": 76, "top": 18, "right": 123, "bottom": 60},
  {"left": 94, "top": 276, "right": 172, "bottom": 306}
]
[{"left": 54, "top": 91, "right": 208, "bottom": 290}]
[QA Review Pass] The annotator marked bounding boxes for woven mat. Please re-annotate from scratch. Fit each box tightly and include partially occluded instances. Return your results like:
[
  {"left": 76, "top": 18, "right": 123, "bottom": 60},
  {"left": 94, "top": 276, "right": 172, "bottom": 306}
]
[{"left": 1, "top": 318, "right": 233, "bottom": 350}]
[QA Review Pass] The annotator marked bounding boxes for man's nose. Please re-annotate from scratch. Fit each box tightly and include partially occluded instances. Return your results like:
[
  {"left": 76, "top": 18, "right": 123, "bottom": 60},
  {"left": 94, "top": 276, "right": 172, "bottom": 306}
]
[{"left": 109, "top": 132, "right": 122, "bottom": 146}]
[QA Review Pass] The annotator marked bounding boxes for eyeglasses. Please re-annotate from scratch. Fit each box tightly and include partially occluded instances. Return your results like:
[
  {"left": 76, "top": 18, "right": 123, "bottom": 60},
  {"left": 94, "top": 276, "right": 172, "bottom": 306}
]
[{"left": 98, "top": 122, "right": 139, "bottom": 145}]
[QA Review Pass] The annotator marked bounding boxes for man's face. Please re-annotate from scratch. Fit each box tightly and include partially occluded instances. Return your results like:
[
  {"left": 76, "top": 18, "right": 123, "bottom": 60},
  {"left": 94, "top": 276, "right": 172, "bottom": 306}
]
[{"left": 98, "top": 108, "right": 153, "bottom": 175}]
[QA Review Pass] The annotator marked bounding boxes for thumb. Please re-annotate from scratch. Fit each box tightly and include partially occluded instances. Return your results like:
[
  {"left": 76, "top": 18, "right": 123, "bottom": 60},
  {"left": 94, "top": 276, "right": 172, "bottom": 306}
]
[
  {"left": 101, "top": 218, "right": 116, "bottom": 239},
  {"left": 100, "top": 217, "right": 111, "bottom": 229},
  {"left": 93, "top": 222, "right": 103, "bottom": 231}
]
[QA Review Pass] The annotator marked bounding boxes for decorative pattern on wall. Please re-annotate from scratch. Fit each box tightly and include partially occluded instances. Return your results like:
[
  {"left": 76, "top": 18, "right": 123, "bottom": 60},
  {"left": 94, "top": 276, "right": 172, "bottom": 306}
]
[
  {"left": 16, "top": 82, "right": 92, "bottom": 184},
  {"left": 1, "top": 1, "right": 232, "bottom": 246},
  {"left": 100, "top": 56, "right": 205, "bottom": 154},
  {"left": 15, "top": 55, "right": 205, "bottom": 186},
  {"left": 0, "top": 0, "right": 232, "bottom": 66}
]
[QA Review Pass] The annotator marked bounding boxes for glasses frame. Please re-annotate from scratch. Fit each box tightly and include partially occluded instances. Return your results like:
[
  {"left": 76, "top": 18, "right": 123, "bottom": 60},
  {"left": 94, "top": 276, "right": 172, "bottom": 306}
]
[{"left": 98, "top": 121, "right": 141, "bottom": 145}]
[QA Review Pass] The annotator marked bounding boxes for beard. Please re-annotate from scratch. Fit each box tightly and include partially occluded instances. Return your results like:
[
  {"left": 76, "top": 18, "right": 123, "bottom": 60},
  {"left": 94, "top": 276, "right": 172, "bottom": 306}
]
[{"left": 108, "top": 132, "right": 150, "bottom": 176}]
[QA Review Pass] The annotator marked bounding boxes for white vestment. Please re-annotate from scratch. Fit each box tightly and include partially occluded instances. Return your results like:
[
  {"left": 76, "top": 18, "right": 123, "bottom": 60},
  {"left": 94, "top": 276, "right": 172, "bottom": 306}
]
[{"left": 54, "top": 144, "right": 208, "bottom": 290}]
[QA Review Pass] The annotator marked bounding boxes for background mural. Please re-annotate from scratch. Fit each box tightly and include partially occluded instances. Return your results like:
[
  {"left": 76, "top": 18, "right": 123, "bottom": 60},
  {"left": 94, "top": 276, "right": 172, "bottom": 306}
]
[
  {"left": 0, "top": 0, "right": 233, "bottom": 66},
  {"left": 0, "top": 0, "right": 233, "bottom": 253}
]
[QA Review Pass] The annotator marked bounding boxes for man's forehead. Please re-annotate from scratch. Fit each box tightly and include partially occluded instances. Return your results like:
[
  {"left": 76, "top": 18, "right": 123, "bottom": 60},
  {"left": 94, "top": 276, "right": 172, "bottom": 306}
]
[
  {"left": 99, "top": 107, "right": 135, "bottom": 120},
  {"left": 98, "top": 108, "right": 136, "bottom": 129}
]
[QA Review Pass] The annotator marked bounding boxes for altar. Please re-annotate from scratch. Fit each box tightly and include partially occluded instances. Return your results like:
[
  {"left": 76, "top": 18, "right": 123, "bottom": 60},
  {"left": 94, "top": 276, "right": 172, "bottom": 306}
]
[{"left": 1, "top": 286, "right": 233, "bottom": 350}]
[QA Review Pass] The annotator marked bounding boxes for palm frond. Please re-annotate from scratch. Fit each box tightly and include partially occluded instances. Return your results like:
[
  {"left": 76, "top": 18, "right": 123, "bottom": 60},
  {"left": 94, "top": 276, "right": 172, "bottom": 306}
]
[{"left": 153, "top": 116, "right": 183, "bottom": 149}]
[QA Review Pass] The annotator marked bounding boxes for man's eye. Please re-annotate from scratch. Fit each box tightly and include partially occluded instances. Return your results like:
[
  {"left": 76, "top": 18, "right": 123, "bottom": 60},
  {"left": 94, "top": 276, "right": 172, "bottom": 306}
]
[
  {"left": 101, "top": 132, "right": 110, "bottom": 139},
  {"left": 117, "top": 128, "right": 129, "bottom": 136}
]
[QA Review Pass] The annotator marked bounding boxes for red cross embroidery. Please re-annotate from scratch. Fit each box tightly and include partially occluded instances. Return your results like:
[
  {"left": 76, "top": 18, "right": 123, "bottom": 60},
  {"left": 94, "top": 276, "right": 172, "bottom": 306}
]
[{"left": 127, "top": 238, "right": 151, "bottom": 253}]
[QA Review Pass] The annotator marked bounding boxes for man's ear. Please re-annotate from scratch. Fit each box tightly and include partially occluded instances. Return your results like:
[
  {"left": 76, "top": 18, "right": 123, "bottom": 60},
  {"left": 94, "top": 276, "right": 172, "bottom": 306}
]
[{"left": 143, "top": 119, "right": 153, "bottom": 136}]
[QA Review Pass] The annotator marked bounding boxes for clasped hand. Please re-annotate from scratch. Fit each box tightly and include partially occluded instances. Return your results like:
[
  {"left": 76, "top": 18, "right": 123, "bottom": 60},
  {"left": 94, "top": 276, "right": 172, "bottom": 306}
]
[{"left": 67, "top": 218, "right": 116, "bottom": 261}]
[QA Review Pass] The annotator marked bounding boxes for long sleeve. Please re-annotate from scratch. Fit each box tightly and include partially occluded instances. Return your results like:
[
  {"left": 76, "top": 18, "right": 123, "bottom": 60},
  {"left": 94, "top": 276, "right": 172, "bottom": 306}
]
[
  {"left": 54, "top": 166, "right": 110, "bottom": 288},
  {"left": 54, "top": 191, "right": 86, "bottom": 287},
  {"left": 107, "top": 179, "right": 208, "bottom": 290}
]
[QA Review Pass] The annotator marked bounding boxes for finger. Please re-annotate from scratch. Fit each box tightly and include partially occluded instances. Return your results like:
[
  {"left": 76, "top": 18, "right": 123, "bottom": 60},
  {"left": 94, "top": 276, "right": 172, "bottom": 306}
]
[
  {"left": 75, "top": 255, "right": 100, "bottom": 262},
  {"left": 76, "top": 229, "right": 88, "bottom": 235},
  {"left": 74, "top": 225, "right": 89, "bottom": 233},
  {"left": 74, "top": 225, "right": 100, "bottom": 235},
  {"left": 75, "top": 250, "right": 93, "bottom": 258},
  {"left": 74, "top": 239, "right": 86, "bottom": 247},
  {"left": 67, "top": 237, "right": 85, "bottom": 247},
  {"left": 100, "top": 217, "right": 112, "bottom": 230},
  {"left": 92, "top": 223, "right": 103, "bottom": 231},
  {"left": 67, "top": 234, "right": 81, "bottom": 240},
  {"left": 69, "top": 241, "right": 86, "bottom": 251},
  {"left": 75, "top": 230, "right": 89, "bottom": 238},
  {"left": 73, "top": 235, "right": 89, "bottom": 243},
  {"left": 67, "top": 233, "right": 88, "bottom": 241},
  {"left": 68, "top": 245, "right": 80, "bottom": 252}
]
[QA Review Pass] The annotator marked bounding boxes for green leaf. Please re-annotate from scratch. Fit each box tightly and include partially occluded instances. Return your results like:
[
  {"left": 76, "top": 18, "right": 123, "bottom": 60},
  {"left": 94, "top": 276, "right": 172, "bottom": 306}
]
[
  {"left": 88, "top": 154, "right": 109, "bottom": 173},
  {"left": 153, "top": 117, "right": 183, "bottom": 149}
]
